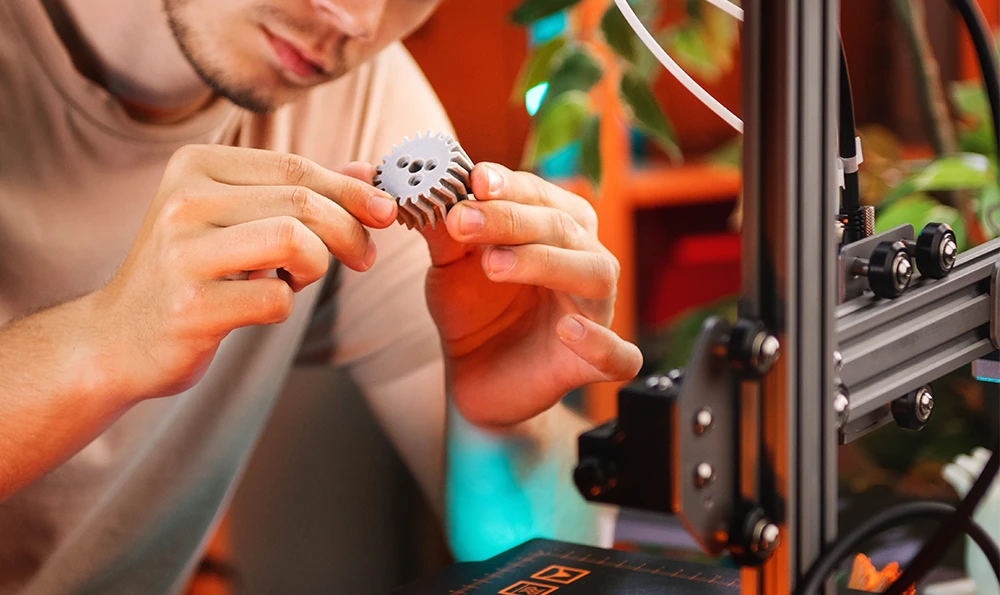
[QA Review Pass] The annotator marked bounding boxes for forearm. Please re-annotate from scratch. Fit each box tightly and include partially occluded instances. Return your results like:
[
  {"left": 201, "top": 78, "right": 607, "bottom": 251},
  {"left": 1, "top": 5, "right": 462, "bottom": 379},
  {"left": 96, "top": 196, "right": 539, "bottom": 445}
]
[
  {"left": 0, "top": 292, "right": 130, "bottom": 501},
  {"left": 445, "top": 399, "right": 615, "bottom": 561}
]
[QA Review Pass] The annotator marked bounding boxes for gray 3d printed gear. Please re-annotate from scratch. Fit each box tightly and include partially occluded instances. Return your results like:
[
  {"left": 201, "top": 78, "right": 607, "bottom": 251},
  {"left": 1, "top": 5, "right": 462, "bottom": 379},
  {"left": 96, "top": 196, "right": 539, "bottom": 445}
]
[{"left": 373, "top": 131, "right": 474, "bottom": 230}]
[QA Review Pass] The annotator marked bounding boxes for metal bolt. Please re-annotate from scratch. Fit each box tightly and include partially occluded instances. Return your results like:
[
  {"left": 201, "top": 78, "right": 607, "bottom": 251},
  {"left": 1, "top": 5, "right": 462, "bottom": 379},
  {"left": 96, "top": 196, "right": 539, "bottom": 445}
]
[
  {"left": 751, "top": 333, "right": 780, "bottom": 373},
  {"left": 645, "top": 376, "right": 660, "bottom": 388},
  {"left": 941, "top": 238, "right": 958, "bottom": 270},
  {"left": 694, "top": 408, "right": 714, "bottom": 434},
  {"left": 759, "top": 523, "right": 780, "bottom": 551},
  {"left": 668, "top": 368, "right": 684, "bottom": 383},
  {"left": 833, "top": 350, "right": 843, "bottom": 373},
  {"left": 893, "top": 253, "right": 913, "bottom": 290},
  {"left": 833, "top": 387, "right": 850, "bottom": 429},
  {"left": 915, "top": 386, "right": 934, "bottom": 422},
  {"left": 694, "top": 462, "right": 715, "bottom": 488}
]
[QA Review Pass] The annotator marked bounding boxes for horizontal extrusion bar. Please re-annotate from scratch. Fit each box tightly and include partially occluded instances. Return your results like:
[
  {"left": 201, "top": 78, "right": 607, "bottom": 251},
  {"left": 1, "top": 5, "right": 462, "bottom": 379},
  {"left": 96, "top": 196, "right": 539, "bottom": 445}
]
[{"left": 838, "top": 238, "right": 999, "bottom": 430}]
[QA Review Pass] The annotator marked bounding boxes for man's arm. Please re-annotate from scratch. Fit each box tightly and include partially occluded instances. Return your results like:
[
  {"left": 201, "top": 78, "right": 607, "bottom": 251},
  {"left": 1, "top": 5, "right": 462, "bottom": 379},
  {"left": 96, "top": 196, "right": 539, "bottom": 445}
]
[
  {"left": 0, "top": 294, "right": 127, "bottom": 500},
  {"left": 0, "top": 144, "right": 405, "bottom": 502}
]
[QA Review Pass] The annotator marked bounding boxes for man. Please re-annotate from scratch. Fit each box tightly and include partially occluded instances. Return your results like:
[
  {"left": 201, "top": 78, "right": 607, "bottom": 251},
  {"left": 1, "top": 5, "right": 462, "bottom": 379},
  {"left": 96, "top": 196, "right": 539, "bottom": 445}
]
[{"left": 0, "top": 0, "right": 642, "bottom": 592}]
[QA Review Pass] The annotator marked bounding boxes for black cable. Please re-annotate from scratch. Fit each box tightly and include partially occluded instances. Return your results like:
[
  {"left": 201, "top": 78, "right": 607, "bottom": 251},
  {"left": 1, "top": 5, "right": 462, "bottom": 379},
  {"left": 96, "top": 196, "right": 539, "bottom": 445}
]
[
  {"left": 796, "top": 501, "right": 1000, "bottom": 594},
  {"left": 882, "top": 2, "right": 1000, "bottom": 591},
  {"left": 838, "top": 36, "right": 862, "bottom": 218}
]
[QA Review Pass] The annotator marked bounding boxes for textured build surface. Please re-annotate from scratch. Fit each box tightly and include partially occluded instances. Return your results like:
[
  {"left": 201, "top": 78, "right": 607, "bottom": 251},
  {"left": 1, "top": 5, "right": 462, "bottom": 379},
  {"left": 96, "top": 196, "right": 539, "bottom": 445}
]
[{"left": 374, "top": 131, "right": 474, "bottom": 230}]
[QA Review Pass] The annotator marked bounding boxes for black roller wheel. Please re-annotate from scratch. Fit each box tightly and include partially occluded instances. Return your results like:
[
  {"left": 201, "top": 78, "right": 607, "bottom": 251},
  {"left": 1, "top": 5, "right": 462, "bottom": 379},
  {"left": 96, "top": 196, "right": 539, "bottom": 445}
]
[
  {"left": 915, "top": 222, "right": 957, "bottom": 279},
  {"left": 868, "top": 240, "right": 913, "bottom": 299}
]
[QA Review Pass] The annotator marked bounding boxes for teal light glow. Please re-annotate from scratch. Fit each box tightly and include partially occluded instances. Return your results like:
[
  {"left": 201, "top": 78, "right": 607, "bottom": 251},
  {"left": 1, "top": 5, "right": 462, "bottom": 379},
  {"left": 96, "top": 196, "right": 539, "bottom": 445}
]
[
  {"left": 525, "top": 82, "right": 549, "bottom": 116},
  {"left": 529, "top": 12, "right": 567, "bottom": 44},
  {"left": 975, "top": 376, "right": 1000, "bottom": 384}
]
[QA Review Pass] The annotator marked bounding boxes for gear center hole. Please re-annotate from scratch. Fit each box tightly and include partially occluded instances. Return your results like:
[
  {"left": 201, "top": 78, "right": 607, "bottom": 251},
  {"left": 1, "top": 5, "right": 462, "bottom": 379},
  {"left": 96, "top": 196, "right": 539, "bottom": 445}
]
[
  {"left": 408, "top": 174, "right": 422, "bottom": 186},
  {"left": 408, "top": 160, "right": 424, "bottom": 173}
]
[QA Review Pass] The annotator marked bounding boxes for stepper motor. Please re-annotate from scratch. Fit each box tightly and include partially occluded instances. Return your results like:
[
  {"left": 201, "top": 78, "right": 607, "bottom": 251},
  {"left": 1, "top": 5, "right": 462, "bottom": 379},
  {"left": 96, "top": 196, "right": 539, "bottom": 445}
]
[{"left": 373, "top": 131, "right": 475, "bottom": 230}]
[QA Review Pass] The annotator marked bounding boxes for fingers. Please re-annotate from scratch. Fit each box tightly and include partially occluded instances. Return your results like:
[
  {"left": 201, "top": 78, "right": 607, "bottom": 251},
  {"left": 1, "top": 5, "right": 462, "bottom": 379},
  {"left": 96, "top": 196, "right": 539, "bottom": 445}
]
[
  {"left": 188, "top": 217, "right": 335, "bottom": 291},
  {"left": 556, "top": 315, "right": 643, "bottom": 383},
  {"left": 446, "top": 200, "right": 600, "bottom": 251},
  {"left": 481, "top": 245, "right": 619, "bottom": 300},
  {"left": 167, "top": 145, "right": 397, "bottom": 229},
  {"left": 184, "top": 185, "right": 377, "bottom": 271},
  {"left": 470, "top": 162, "right": 598, "bottom": 233},
  {"left": 204, "top": 277, "right": 297, "bottom": 331}
]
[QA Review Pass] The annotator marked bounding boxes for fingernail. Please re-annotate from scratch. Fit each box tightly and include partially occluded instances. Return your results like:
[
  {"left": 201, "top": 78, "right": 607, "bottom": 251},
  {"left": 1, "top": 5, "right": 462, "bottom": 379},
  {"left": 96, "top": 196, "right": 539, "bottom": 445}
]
[
  {"left": 369, "top": 194, "right": 396, "bottom": 223},
  {"left": 487, "top": 247, "right": 515, "bottom": 273},
  {"left": 364, "top": 239, "right": 377, "bottom": 268},
  {"left": 557, "top": 316, "right": 586, "bottom": 342},
  {"left": 486, "top": 165, "right": 504, "bottom": 196},
  {"left": 459, "top": 205, "right": 485, "bottom": 234}
]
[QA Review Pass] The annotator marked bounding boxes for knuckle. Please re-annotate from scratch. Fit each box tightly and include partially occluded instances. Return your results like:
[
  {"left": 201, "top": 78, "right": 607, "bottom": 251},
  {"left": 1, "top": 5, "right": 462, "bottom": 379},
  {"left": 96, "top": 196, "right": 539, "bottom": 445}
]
[
  {"left": 167, "top": 144, "right": 205, "bottom": 174},
  {"left": 555, "top": 211, "right": 582, "bottom": 246},
  {"left": 276, "top": 152, "right": 309, "bottom": 185},
  {"left": 286, "top": 186, "right": 316, "bottom": 221},
  {"left": 161, "top": 188, "right": 200, "bottom": 224},
  {"left": 170, "top": 281, "right": 206, "bottom": 321},
  {"left": 579, "top": 203, "right": 599, "bottom": 233},
  {"left": 269, "top": 217, "right": 303, "bottom": 255},
  {"left": 264, "top": 283, "right": 294, "bottom": 323}
]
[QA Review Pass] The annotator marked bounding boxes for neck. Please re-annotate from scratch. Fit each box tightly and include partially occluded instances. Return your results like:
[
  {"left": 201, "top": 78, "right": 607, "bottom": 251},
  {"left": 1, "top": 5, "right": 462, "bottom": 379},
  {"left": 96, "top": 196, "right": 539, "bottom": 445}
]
[{"left": 44, "top": 0, "right": 215, "bottom": 124}]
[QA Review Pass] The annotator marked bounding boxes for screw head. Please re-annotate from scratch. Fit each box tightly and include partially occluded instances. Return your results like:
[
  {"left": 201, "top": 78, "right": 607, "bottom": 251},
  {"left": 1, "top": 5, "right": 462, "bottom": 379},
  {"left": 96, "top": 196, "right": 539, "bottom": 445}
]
[
  {"left": 645, "top": 375, "right": 660, "bottom": 388},
  {"left": 941, "top": 238, "right": 958, "bottom": 270},
  {"left": 833, "top": 388, "right": 850, "bottom": 429},
  {"left": 759, "top": 523, "right": 780, "bottom": 550},
  {"left": 694, "top": 462, "right": 715, "bottom": 488},
  {"left": 752, "top": 333, "right": 780, "bottom": 373},
  {"left": 893, "top": 254, "right": 913, "bottom": 289},
  {"left": 915, "top": 386, "right": 934, "bottom": 422},
  {"left": 833, "top": 350, "right": 844, "bottom": 373},
  {"left": 694, "top": 408, "right": 714, "bottom": 434}
]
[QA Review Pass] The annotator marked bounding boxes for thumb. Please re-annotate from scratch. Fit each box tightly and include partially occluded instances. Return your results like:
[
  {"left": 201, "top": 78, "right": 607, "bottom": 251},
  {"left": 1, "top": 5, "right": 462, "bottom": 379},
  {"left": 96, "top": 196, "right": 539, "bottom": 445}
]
[{"left": 556, "top": 315, "right": 643, "bottom": 384}]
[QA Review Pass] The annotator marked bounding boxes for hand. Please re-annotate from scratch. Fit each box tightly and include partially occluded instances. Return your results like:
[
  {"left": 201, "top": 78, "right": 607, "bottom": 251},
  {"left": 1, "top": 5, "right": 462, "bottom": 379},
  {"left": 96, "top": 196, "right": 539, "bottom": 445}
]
[
  {"left": 94, "top": 145, "right": 398, "bottom": 400},
  {"left": 420, "top": 162, "right": 643, "bottom": 427}
]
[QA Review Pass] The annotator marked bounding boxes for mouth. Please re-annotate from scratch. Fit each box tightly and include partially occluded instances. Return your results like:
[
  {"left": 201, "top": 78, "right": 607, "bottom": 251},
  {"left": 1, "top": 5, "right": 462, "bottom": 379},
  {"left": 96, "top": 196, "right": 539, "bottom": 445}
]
[{"left": 261, "top": 26, "right": 331, "bottom": 82}]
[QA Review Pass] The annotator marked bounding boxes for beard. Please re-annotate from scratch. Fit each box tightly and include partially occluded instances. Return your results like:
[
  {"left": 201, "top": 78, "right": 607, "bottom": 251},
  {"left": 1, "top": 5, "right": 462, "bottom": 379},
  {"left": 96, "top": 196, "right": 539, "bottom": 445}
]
[{"left": 162, "top": 0, "right": 346, "bottom": 113}]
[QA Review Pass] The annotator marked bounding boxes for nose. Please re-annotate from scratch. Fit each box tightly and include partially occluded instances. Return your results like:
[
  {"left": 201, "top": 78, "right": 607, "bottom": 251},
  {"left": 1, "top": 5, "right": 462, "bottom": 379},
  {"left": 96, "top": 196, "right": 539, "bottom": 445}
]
[{"left": 312, "top": 0, "right": 388, "bottom": 40}]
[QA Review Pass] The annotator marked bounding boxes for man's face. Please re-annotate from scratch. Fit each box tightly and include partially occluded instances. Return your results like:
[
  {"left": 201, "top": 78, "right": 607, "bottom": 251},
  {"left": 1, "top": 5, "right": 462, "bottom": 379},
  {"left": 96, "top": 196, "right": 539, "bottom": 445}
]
[{"left": 164, "top": 0, "right": 441, "bottom": 112}]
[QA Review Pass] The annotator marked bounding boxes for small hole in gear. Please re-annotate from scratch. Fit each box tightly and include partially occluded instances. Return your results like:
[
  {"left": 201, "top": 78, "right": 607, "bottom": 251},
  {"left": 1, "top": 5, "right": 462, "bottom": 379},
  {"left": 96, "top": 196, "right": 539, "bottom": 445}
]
[
  {"left": 409, "top": 174, "right": 422, "bottom": 186},
  {"left": 425, "top": 159, "right": 438, "bottom": 171},
  {"left": 397, "top": 156, "right": 410, "bottom": 168}
]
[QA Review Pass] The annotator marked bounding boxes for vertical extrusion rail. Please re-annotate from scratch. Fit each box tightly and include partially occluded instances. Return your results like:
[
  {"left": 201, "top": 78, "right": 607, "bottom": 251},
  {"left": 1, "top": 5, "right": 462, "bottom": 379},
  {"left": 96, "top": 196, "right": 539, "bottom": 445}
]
[{"left": 740, "top": 1, "right": 840, "bottom": 592}]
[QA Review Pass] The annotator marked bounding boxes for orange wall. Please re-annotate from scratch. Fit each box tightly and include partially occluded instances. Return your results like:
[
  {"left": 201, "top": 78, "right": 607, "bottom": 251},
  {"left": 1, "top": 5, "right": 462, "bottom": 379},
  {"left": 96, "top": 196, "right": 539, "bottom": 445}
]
[{"left": 404, "top": 0, "right": 531, "bottom": 169}]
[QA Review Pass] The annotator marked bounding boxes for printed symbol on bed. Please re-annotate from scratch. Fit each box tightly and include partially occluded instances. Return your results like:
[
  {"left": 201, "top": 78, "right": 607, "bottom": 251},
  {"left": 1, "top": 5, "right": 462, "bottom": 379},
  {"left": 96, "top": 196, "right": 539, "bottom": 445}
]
[
  {"left": 531, "top": 565, "right": 591, "bottom": 585},
  {"left": 497, "top": 580, "right": 558, "bottom": 595}
]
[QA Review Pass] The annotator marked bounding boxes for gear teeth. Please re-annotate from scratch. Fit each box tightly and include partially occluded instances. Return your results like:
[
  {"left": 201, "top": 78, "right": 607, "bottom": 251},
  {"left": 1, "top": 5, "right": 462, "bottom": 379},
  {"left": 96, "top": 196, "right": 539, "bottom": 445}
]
[{"left": 373, "top": 130, "right": 476, "bottom": 231}]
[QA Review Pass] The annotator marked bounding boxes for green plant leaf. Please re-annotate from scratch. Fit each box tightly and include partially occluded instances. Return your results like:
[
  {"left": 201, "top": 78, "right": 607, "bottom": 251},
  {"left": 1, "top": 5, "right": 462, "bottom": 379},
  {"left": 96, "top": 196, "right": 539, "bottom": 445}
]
[
  {"left": 538, "top": 47, "right": 604, "bottom": 113},
  {"left": 512, "top": 36, "right": 568, "bottom": 102},
  {"left": 978, "top": 184, "right": 1000, "bottom": 240},
  {"left": 619, "top": 70, "right": 682, "bottom": 162},
  {"left": 664, "top": 24, "right": 720, "bottom": 81},
  {"left": 880, "top": 154, "right": 995, "bottom": 207},
  {"left": 600, "top": 3, "right": 636, "bottom": 63},
  {"left": 529, "top": 90, "right": 590, "bottom": 163},
  {"left": 580, "top": 114, "right": 601, "bottom": 185},
  {"left": 875, "top": 194, "right": 968, "bottom": 250},
  {"left": 707, "top": 137, "right": 742, "bottom": 168},
  {"left": 950, "top": 81, "right": 988, "bottom": 120},
  {"left": 510, "top": 0, "right": 583, "bottom": 25}
]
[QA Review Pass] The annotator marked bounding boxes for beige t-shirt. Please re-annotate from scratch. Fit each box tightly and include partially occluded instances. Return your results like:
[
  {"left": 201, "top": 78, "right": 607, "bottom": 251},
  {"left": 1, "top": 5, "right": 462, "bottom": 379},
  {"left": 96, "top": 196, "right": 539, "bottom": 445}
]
[{"left": 0, "top": 1, "right": 451, "bottom": 592}]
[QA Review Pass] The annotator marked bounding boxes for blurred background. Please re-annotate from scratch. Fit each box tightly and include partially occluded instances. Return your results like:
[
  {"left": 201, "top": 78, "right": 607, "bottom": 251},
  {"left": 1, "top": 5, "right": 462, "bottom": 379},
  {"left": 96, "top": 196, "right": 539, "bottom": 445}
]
[{"left": 199, "top": 1, "right": 1000, "bottom": 592}]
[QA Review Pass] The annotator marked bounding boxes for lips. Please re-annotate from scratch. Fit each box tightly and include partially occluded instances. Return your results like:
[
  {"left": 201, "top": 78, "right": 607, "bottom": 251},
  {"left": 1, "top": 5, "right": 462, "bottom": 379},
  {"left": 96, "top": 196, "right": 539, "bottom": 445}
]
[{"left": 263, "top": 28, "right": 328, "bottom": 80}]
